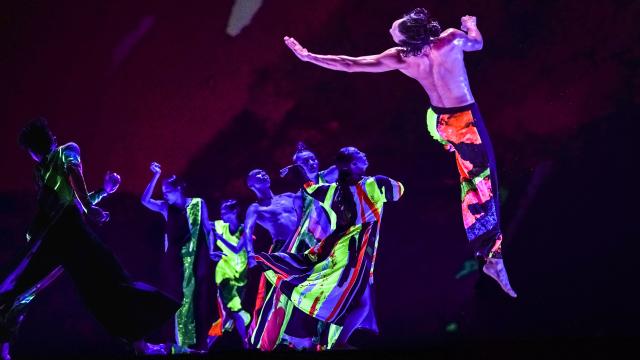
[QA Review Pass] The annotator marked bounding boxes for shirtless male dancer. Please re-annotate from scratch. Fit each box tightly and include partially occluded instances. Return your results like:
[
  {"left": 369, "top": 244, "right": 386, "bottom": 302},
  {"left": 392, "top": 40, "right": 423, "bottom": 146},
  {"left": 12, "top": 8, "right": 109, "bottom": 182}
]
[
  {"left": 243, "top": 169, "right": 317, "bottom": 350},
  {"left": 283, "top": 8, "right": 516, "bottom": 297}
]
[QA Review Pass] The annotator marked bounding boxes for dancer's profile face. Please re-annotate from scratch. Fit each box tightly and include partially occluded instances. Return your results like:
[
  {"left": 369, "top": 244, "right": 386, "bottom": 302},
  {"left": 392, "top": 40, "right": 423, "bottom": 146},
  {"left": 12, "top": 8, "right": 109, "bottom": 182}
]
[
  {"left": 389, "top": 19, "right": 404, "bottom": 44},
  {"left": 350, "top": 151, "right": 369, "bottom": 176},
  {"left": 248, "top": 169, "right": 270, "bottom": 190},
  {"left": 295, "top": 151, "right": 319, "bottom": 177},
  {"left": 162, "top": 184, "right": 182, "bottom": 204}
]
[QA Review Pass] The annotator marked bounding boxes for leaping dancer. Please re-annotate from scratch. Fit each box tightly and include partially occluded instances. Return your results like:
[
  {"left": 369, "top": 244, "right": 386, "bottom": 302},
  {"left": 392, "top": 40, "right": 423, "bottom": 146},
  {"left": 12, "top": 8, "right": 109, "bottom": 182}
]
[{"left": 283, "top": 8, "right": 516, "bottom": 297}]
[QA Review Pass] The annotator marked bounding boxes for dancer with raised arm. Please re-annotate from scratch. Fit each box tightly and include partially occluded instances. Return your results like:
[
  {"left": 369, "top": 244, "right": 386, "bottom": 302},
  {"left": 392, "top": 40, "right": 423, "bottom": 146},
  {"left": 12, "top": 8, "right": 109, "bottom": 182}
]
[
  {"left": 141, "top": 163, "right": 216, "bottom": 353},
  {"left": 283, "top": 8, "right": 516, "bottom": 297}
]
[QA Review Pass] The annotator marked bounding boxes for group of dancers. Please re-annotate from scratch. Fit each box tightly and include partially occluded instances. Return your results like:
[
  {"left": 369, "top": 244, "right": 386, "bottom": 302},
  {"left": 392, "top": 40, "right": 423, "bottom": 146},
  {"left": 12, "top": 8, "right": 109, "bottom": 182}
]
[{"left": 0, "top": 7, "right": 517, "bottom": 358}]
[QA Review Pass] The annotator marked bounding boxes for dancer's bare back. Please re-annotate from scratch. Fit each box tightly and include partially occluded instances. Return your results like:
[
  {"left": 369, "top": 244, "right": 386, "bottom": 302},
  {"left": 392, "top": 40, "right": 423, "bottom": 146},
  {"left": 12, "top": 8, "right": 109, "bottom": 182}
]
[{"left": 285, "top": 16, "right": 483, "bottom": 108}]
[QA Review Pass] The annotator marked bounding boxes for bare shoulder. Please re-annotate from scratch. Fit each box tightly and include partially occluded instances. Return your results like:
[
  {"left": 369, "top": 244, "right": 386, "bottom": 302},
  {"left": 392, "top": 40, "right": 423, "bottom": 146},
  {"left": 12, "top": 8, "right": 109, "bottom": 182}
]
[
  {"left": 383, "top": 47, "right": 404, "bottom": 56},
  {"left": 247, "top": 202, "right": 260, "bottom": 213},
  {"left": 440, "top": 28, "right": 466, "bottom": 43},
  {"left": 61, "top": 142, "right": 81, "bottom": 153},
  {"left": 280, "top": 192, "right": 298, "bottom": 199},
  {"left": 381, "top": 47, "right": 407, "bottom": 63},
  {"left": 442, "top": 28, "right": 465, "bottom": 37}
]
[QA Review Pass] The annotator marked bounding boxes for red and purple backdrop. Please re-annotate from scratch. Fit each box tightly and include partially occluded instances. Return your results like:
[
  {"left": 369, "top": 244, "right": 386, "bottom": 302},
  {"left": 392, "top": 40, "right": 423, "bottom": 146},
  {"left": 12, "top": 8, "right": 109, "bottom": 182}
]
[{"left": 0, "top": 0, "right": 638, "bottom": 356}]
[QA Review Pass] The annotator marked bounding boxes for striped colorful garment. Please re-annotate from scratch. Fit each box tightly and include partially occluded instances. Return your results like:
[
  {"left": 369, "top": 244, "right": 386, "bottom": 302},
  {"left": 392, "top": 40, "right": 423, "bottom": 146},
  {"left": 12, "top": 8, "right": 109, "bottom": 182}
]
[
  {"left": 208, "top": 220, "right": 250, "bottom": 337},
  {"left": 254, "top": 176, "right": 404, "bottom": 348},
  {"left": 426, "top": 102, "right": 503, "bottom": 258},
  {"left": 248, "top": 188, "right": 328, "bottom": 350}
]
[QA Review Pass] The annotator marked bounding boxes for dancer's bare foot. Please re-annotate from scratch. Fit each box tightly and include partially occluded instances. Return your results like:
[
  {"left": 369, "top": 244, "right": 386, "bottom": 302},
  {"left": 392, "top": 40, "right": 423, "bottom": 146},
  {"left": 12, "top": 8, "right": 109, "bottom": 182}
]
[
  {"left": 483, "top": 258, "right": 517, "bottom": 297},
  {"left": 131, "top": 341, "right": 170, "bottom": 356}
]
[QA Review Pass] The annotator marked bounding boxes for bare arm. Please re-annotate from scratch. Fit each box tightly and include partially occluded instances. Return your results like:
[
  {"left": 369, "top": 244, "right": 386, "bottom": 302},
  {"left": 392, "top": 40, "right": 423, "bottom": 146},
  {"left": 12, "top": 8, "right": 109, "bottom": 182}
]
[
  {"left": 200, "top": 200, "right": 214, "bottom": 251},
  {"left": 141, "top": 162, "right": 168, "bottom": 215},
  {"left": 67, "top": 161, "right": 109, "bottom": 224},
  {"left": 285, "top": 36, "right": 406, "bottom": 73},
  {"left": 242, "top": 204, "right": 259, "bottom": 254},
  {"left": 459, "top": 15, "right": 483, "bottom": 51}
]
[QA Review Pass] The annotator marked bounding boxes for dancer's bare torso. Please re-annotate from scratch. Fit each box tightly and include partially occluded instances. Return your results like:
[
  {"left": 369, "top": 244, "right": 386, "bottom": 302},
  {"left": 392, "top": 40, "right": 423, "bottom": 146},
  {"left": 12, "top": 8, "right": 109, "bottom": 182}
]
[{"left": 248, "top": 193, "right": 301, "bottom": 245}]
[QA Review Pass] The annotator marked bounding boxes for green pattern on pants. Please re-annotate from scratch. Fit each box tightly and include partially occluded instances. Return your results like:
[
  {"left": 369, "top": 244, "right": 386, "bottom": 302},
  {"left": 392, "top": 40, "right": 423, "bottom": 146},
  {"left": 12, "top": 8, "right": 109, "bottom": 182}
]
[{"left": 175, "top": 198, "right": 207, "bottom": 348}]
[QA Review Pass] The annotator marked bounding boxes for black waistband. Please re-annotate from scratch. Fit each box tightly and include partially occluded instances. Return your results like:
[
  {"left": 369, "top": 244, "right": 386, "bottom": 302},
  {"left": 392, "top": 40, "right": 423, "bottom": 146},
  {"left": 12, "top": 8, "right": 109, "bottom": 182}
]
[{"left": 430, "top": 102, "right": 476, "bottom": 115}]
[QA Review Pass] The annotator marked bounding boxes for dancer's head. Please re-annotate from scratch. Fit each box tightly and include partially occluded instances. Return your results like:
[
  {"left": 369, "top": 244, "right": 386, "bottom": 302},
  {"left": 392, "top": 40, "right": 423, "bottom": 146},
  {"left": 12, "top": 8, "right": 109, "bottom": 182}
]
[
  {"left": 220, "top": 199, "right": 240, "bottom": 224},
  {"left": 335, "top": 147, "right": 368, "bottom": 180},
  {"left": 247, "top": 169, "right": 271, "bottom": 193},
  {"left": 390, "top": 8, "right": 442, "bottom": 56},
  {"left": 18, "top": 117, "right": 57, "bottom": 162},
  {"left": 162, "top": 175, "right": 186, "bottom": 204},
  {"left": 292, "top": 142, "right": 319, "bottom": 179}
]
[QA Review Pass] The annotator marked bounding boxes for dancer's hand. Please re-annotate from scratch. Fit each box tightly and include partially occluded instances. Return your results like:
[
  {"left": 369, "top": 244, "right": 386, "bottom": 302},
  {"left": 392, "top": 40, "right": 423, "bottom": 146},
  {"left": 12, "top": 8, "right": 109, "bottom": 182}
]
[
  {"left": 280, "top": 165, "right": 292, "bottom": 178},
  {"left": 284, "top": 36, "right": 309, "bottom": 61},
  {"left": 210, "top": 251, "right": 225, "bottom": 261},
  {"left": 103, "top": 171, "right": 121, "bottom": 194},
  {"left": 280, "top": 164, "right": 303, "bottom": 178},
  {"left": 461, "top": 15, "right": 477, "bottom": 32},
  {"left": 150, "top": 162, "right": 162, "bottom": 175},
  {"left": 87, "top": 205, "right": 110, "bottom": 225}
]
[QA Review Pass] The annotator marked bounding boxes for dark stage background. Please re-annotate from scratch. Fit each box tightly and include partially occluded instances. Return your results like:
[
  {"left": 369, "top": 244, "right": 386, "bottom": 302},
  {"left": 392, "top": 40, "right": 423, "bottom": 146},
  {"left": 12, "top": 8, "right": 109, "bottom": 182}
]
[{"left": 1, "top": 0, "right": 639, "bottom": 356}]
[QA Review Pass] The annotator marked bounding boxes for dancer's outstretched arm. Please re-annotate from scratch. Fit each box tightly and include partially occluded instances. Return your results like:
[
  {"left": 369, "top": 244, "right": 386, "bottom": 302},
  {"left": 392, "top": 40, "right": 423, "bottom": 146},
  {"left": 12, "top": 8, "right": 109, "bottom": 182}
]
[
  {"left": 284, "top": 36, "right": 406, "bottom": 73},
  {"left": 141, "top": 161, "right": 168, "bottom": 216}
]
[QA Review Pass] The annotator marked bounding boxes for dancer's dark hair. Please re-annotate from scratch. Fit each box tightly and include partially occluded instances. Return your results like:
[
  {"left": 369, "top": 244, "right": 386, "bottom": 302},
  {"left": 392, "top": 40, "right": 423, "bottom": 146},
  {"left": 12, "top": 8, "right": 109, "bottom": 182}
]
[
  {"left": 335, "top": 146, "right": 362, "bottom": 184},
  {"left": 18, "top": 117, "right": 56, "bottom": 156},
  {"left": 397, "top": 8, "right": 442, "bottom": 57},
  {"left": 162, "top": 175, "right": 186, "bottom": 190},
  {"left": 292, "top": 141, "right": 314, "bottom": 162},
  {"left": 221, "top": 199, "right": 239, "bottom": 212}
]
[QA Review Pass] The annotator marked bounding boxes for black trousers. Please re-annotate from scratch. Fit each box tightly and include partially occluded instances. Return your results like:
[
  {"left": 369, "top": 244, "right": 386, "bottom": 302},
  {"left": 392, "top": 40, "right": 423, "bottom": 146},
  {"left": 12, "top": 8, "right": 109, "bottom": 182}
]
[{"left": 0, "top": 205, "right": 180, "bottom": 342}]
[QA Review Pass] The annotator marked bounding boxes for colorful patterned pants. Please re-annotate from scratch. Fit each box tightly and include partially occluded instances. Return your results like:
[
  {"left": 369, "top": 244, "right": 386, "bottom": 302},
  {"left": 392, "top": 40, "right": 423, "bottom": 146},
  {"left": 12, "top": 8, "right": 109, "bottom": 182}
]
[{"left": 427, "top": 103, "right": 503, "bottom": 259}]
